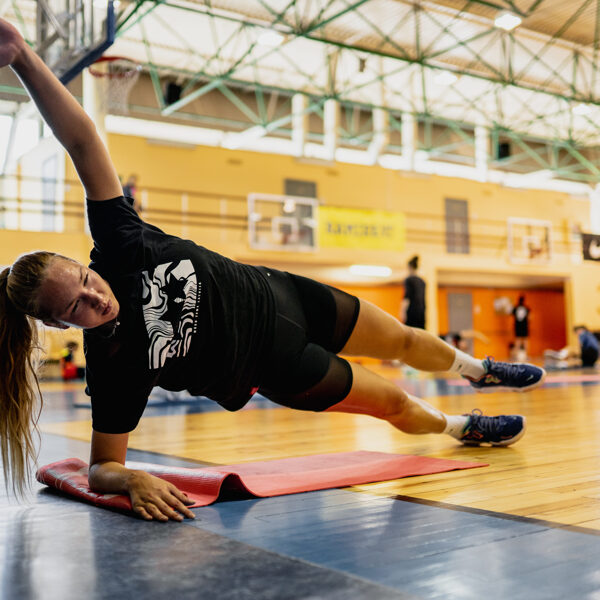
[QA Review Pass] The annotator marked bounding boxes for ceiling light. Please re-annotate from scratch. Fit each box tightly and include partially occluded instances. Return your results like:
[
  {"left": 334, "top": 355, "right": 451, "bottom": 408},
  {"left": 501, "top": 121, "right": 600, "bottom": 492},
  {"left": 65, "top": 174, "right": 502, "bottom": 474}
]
[
  {"left": 434, "top": 71, "right": 458, "bottom": 86},
  {"left": 495, "top": 12, "right": 522, "bottom": 31},
  {"left": 257, "top": 30, "right": 285, "bottom": 47},
  {"left": 349, "top": 265, "right": 392, "bottom": 277}
]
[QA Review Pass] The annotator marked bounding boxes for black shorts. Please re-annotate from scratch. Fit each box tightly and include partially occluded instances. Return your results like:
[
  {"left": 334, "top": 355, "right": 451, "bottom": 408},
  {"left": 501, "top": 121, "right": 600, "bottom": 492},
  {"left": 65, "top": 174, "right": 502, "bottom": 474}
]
[
  {"left": 256, "top": 267, "right": 360, "bottom": 411},
  {"left": 515, "top": 323, "right": 529, "bottom": 338}
]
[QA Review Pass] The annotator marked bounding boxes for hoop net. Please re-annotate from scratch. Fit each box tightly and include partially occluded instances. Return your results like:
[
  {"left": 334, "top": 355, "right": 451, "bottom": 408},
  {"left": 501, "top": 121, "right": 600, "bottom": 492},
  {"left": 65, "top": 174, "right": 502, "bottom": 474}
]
[{"left": 88, "top": 56, "right": 141, "bottom": 115}]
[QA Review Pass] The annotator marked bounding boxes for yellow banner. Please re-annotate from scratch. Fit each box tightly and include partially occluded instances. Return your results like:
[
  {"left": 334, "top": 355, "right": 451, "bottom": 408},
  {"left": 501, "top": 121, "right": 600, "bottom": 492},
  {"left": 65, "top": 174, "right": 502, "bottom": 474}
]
[{"left": 318, "top": 206, "right": 405, "bottom": 250}]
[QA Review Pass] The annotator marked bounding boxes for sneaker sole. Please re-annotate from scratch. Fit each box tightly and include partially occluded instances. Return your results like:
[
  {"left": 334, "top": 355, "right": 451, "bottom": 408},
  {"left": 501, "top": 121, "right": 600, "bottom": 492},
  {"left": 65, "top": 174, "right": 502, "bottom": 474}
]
[
  {"left": 461, "top": 417, "right": 527, "bottom": 447},
  {"left": 472, "top": 368, "right": 547, "bottom": 394}
]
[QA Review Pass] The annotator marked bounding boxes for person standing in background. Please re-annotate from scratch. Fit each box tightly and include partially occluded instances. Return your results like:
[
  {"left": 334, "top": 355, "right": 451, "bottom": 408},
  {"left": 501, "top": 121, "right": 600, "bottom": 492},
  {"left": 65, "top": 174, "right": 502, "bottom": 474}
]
[
  {"left": 122, "top": 174, "right": 141, "bottom": 215},
  {"left": 400, "top": 255, "right": 426, "bottom": 329},
  {"left": 512, "top": 295, "right": 530, "bottom": 359}
]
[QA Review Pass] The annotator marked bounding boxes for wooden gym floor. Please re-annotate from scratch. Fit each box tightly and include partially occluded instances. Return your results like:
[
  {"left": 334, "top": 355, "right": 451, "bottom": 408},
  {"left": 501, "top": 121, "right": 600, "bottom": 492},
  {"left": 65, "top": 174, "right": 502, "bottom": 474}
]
[{"left": 2, "top": 364, "right": 600, "bottom": 599}]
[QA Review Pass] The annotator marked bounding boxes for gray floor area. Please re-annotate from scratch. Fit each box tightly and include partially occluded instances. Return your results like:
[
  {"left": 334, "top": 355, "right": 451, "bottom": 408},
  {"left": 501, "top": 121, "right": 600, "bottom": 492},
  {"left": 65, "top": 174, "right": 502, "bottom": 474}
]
[{"left": 192, "top": 489, "right": 600, "bottom": 600}]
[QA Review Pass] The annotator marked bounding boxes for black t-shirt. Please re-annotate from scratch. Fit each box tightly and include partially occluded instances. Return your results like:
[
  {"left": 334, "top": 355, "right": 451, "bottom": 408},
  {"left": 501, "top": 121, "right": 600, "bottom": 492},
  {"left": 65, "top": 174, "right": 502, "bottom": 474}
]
[
  {"left": 512, "top": 304, "right": 530, "bottom": 337},
  {"left": 404, "top": 274, "right": 426, "bottom": 326},
  {"left": 84, "top": 197, "right": 275, "bottom": 433}
]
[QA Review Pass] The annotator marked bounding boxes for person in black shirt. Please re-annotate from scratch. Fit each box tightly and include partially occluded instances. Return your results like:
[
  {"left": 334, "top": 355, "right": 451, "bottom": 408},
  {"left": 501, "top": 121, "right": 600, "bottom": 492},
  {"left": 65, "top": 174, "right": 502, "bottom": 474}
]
[
  {"left": 0, "top": 20, "right": 546, "bottom": 519},
  {"left": 400, "top": 255, "right": 426, "bottom": 329},
  {"left": 512, "top": 295, "right": 530, "bottom": 359}
]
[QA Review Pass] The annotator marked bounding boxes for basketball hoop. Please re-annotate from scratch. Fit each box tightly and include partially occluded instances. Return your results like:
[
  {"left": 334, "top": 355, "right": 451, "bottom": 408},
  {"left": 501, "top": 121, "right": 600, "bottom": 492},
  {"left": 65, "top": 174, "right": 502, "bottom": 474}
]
[{"left": 88, "top": 56, "right": 141, "bottom": 115}]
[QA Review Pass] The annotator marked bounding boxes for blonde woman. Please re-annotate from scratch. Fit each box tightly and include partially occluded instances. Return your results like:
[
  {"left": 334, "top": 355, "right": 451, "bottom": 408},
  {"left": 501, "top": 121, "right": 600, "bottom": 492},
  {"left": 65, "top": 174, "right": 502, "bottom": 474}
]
[{"left": 0, "top": 20, "right": 545, "bottom": 521}]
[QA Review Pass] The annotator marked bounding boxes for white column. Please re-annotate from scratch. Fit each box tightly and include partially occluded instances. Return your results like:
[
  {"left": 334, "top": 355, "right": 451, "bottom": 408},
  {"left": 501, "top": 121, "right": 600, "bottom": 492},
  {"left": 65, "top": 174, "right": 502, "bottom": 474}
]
[
  {"left": 292, "top": 93, "right": 308, "bottom": 157},
  {"left": 475, "top": 125, "right": 489, "bottom": 181},
  {"left": 402, "top": 112, "right": 416, "bottom": 171},
  {"left": 590, "top": 184, "right": 600, "bottom": 234},
  {"left": 82, "top": 67, "right": 108, "bottom": 147},
  {"left": 368, "top": 108, "right": 389, "bottom": 164},
  {"left": 323, "top": 98, "right": 338, "bottom": 161}
]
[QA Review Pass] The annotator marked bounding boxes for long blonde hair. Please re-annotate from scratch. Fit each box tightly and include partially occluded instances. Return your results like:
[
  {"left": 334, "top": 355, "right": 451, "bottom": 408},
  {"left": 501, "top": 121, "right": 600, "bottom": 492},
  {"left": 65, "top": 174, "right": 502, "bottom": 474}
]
[{"left": 0, "top": 251, "right": 59, "bottom": 496}]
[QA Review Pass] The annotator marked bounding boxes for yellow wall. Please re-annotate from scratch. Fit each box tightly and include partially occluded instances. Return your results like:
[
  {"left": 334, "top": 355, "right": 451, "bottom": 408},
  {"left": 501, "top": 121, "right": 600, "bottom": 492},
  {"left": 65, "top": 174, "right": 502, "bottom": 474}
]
[{"left": 8, "top": 132, "right": 597, "bottom": 351}]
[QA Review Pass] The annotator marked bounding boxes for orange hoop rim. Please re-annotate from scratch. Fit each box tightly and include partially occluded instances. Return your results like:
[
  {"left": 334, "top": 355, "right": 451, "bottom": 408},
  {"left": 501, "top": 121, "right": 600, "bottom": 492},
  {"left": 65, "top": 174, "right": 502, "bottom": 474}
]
[{"left": 88, "top": 56, "right": 141, "bottom": 78}]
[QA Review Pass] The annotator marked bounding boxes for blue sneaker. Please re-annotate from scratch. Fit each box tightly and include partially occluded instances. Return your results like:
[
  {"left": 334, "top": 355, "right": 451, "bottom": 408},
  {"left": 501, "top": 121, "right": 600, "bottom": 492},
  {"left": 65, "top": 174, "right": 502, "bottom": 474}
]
[
  {"left": 460, "top": 410, "right": 526, "bottom": 446},
  {"left": 465, "top": 357, "right": 546, "bottom": 393}
]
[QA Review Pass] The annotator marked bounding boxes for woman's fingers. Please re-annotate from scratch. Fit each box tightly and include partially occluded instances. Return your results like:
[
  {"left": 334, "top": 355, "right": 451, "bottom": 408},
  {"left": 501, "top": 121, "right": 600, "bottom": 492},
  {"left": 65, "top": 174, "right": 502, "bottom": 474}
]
[
  {"left": 160, "top": 489, "right": 195, "bottom": 520},
  {"left": 132, "top": 504, "right": 153, "bottom": 521},
  {"left": 170, "top": 486, "right": 196, "bottom": 509},
  {"left": 128, "top": 475, "right": 196, "bottom": 521},
  {"left": 0, "top": 20, "right": 25, "bottom": 67},
  {"left": 133, "top": 502, "right": 167, "bottom": 522},
  {"left": 146, "top": 502, "right": 170, "bottom": 522},
  {"left": 132, "top": 496, "right": 194, "bottom": 522},
  {"left": 154, "top": 498, "right": 183, "bottom": 521}
]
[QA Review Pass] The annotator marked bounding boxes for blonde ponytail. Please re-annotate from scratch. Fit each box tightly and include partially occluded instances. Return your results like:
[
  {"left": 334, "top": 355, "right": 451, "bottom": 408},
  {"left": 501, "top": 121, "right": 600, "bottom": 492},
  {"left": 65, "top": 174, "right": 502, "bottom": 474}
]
[{"left": 0, "top": 252, "right": 56, "bottom": 496}]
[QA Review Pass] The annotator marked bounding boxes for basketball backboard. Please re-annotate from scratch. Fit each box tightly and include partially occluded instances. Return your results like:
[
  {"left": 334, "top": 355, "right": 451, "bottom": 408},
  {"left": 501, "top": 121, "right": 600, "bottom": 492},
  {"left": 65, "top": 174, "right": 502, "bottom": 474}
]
[
  {"left": 507, "top": 217, "right": 553, "bottom": 264},
  {"left": 248, "top": 193, "right": 318, "bottom": 252},
  {"left": 36, "top": 0, "right": 116, "bottom": 83}
]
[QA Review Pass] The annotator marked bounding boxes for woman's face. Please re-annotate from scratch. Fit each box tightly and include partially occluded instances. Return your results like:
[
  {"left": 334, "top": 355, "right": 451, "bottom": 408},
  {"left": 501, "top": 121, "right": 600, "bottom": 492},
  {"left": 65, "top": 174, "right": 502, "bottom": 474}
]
[{"left": 39, "top": 258, "right": 120, "bottom": 329}]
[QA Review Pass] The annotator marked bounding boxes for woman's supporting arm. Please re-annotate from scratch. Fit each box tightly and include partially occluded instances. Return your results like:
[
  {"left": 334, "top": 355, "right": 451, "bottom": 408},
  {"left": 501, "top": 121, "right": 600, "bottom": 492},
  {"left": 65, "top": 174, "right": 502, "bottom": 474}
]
[
  {"left": 89, "top": 430, "right": 196, "bottom": 521},
  {"left": 0, "top": 19, "right": 123, "bottom": 200}
]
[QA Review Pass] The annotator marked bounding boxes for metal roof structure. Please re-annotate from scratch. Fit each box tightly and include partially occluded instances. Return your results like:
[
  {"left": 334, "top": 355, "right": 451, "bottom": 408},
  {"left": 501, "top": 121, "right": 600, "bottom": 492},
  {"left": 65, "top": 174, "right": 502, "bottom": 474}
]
[{"left": 4, "top": 0, "right": 600, "bottom": 184}]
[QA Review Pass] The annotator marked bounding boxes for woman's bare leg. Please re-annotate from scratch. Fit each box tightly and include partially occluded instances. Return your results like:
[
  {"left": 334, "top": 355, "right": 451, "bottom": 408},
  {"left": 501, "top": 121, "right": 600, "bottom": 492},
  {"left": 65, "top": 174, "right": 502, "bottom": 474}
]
[
  {"left": 326, "top": 362, "right": 446, "bottom": 434},
  {"left": 328, "top": 299, "right": 540, "bottom": 444},
  {"left": 342, "top": 299, "right": 458, "bottom": 372},
  {"left": 326, "top": 362, "right": 528, "bottom": 445}
]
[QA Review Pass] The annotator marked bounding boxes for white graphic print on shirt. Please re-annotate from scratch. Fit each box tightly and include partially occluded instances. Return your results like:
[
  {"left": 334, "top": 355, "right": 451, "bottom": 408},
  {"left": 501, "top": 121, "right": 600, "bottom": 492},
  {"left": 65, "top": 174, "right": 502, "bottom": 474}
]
[
  {"left": 515, "top": 306, "right": 528, "bottom": 321},
  {"left": 141, "top": 259, "right": 201, "bottom": 369}
]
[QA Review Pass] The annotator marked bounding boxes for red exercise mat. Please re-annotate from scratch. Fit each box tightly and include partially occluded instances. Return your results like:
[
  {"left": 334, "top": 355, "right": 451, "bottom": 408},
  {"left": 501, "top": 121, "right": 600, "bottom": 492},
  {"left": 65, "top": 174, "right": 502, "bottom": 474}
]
[{"left": 36, "top": 451, "right": 487, "bottom": 513}]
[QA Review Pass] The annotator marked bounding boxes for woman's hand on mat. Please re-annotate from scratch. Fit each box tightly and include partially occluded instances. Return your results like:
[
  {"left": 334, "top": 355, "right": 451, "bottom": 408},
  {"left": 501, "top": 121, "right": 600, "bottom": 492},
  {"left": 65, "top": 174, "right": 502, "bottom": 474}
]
[
  {"left": 127, "top": 470, "right": 196, "bottom": 522},
  {"left": 0, "top": 19, "right": 27, "bottom": 68}
]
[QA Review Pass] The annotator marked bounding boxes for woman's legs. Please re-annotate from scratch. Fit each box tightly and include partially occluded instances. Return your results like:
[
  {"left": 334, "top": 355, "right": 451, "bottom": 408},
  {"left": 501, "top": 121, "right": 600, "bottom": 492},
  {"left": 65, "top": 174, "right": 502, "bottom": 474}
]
[
  {"left": 340, "top": 299, "right": 545, "bottom": 393},
  {"left": 325, "top": 362, "right": 446, "bottom": 434},
  {"left": 322, "top": 298, "right": 542, "bottom": 444},
  {"left": 326, "top": 362, "right": 527, "bottom": 445},
  {"left": 259, "top": 278, "right": 541, "bottom": 445},
  {"left": 341, "top": 299, "right": 469, "bottom": 373}
]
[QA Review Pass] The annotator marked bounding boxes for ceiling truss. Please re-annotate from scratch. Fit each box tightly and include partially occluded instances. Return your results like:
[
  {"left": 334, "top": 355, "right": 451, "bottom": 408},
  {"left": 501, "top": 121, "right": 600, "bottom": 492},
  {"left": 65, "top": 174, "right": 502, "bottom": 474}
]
[{"left": 4, "top": 0, "right": 600, "bottom": 183}]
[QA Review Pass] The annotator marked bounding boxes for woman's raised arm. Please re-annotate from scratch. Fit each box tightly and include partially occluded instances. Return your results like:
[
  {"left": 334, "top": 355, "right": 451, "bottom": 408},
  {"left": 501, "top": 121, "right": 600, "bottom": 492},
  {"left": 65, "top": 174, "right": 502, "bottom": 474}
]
[{"left": 0, "top": 19, "right": 123, "bottom": 200}]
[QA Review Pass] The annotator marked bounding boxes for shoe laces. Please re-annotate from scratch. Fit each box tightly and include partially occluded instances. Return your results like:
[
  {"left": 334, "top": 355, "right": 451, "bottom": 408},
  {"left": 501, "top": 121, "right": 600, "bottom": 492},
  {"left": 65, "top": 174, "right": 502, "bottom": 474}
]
[
  {"left": 484, "top": 357, "right": 526, "bottom": 379},
  {"left": 466, "top": 409, "right": 497, "bottom": 433}
]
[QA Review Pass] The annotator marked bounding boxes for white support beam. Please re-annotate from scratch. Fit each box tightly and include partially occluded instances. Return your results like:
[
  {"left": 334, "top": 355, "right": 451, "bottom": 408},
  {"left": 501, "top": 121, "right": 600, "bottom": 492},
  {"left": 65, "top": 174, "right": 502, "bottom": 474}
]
[
  {"left": 368, "top": 108, "right": 389, "bottom": 164},
  {"left": 82, "top": 67, "right": 108, "bottom": 147},
  {"left": 401, "top": 112, "right": 416, "bottom": 171},
  {"left": 590, "top": 184, "right": 600, "bottom": 235},
  {"left": 324, "top": 98, "right": 338, "bottom": 161},
  {"left": 0, "top": 112, "right": 18, "bottom": 176},
  {"left": 292, "top": 93, "right": 308, "bottom": 157},
  {"left": 475, "top": 125, "right": 489, "bottom": 182}
]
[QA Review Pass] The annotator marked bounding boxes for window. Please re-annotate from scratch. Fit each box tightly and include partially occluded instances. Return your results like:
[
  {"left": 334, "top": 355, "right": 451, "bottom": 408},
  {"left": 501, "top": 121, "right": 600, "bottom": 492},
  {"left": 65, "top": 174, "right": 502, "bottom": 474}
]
[{"left": 445, "top": 198, "right": 470, "bottom": 254}]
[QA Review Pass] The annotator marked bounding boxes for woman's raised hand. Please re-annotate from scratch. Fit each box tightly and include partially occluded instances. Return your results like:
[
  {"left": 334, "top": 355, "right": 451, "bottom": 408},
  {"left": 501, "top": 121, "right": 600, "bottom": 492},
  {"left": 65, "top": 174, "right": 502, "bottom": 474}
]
[
  {"left": 0, "top": 19, "right": 26, "bottom": 69},
  {"left": 126, "top": 470, "right": 196, "bottom": 522}
]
